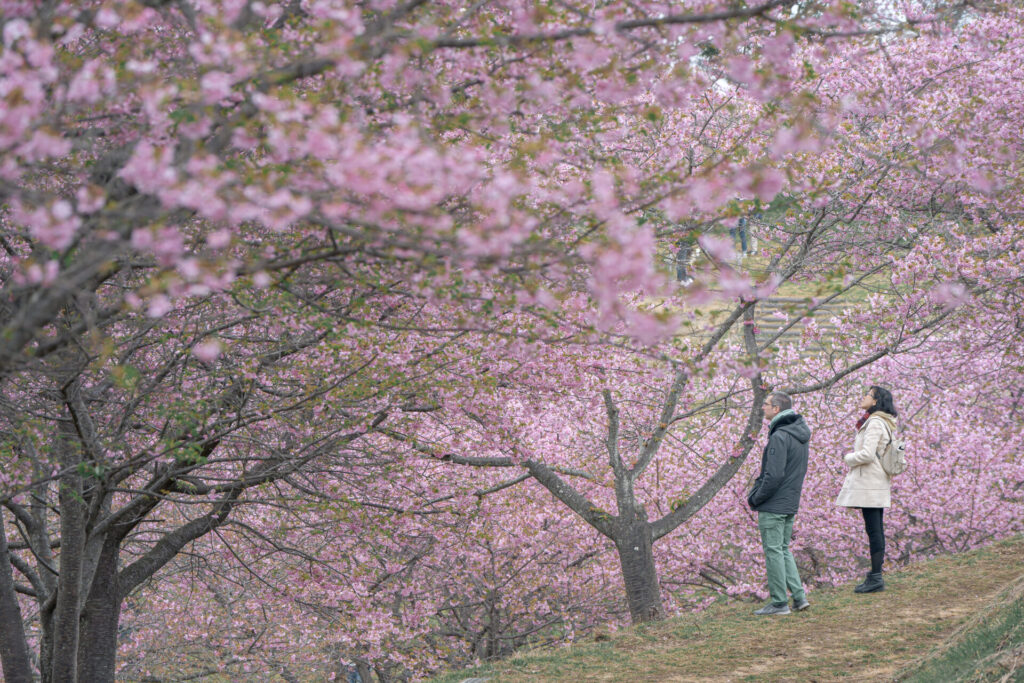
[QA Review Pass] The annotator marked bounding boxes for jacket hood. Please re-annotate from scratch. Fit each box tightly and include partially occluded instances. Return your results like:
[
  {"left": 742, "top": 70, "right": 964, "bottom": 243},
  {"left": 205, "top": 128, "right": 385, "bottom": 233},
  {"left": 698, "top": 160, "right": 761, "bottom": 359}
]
[
  {"left": 858, "top": 411, "right": 896, "bottom": 434},
  {"left": 772, "top": 412, "right": 811, "bottom": 444},
  {"left": 870, "top": 411, "right": 897, "bottom": 427}
]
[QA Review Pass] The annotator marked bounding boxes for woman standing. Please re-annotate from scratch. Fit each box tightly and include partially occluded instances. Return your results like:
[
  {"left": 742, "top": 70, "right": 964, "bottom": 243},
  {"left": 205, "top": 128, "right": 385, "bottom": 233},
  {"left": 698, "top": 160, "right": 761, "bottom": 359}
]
[{"left": 835, "top": 386, "right": 898, "bottom": 593}]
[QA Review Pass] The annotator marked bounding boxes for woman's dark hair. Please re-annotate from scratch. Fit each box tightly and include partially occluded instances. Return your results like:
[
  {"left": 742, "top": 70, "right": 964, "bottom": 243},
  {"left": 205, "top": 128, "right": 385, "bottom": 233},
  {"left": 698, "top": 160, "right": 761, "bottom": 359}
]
[{"left": 868, "top": 385, "right": 898, "bottom": 417}]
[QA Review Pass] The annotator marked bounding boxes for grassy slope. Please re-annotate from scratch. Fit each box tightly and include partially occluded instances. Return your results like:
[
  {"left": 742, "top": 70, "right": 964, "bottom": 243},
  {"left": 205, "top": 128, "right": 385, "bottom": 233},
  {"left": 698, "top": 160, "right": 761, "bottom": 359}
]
[
  {"left": 897, "top": 566, "right": 1024, "bottom": 683},
  {"left": 430, "top": 535, "right": 1024, "bottom": 683}
]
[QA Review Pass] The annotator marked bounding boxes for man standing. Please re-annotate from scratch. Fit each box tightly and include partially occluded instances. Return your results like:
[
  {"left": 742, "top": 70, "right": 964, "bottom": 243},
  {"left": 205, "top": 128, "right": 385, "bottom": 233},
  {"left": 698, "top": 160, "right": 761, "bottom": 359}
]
[{"left": 747, "top": 391, "right": 812, "bottom": 615}]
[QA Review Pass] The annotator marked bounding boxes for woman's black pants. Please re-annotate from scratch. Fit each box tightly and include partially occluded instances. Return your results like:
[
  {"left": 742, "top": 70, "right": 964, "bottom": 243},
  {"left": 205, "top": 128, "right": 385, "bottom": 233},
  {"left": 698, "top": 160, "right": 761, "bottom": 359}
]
[{"left": 861, "top": 507, "right": 885, "bottom": 573}]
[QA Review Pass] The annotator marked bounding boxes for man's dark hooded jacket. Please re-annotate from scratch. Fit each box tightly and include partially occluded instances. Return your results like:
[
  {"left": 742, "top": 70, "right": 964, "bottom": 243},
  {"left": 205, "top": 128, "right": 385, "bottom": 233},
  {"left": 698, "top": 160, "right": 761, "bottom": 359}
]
[{"left": 747, "top": 412, "right": 812, "bottom": 514}]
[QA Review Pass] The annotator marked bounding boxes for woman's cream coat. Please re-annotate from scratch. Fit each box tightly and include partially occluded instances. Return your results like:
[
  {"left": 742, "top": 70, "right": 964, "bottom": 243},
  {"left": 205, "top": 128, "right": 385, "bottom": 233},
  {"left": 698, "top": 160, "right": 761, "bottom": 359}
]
[{"left": 835, "top": 412, "right": 896, "bottom": 509}]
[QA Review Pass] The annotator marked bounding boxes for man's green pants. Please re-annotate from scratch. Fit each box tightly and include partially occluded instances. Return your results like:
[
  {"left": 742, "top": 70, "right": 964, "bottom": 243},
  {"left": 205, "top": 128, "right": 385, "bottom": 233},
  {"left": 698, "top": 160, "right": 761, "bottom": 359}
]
[{"left": 758, "top": 512, "right": 807, "bottom": 606}]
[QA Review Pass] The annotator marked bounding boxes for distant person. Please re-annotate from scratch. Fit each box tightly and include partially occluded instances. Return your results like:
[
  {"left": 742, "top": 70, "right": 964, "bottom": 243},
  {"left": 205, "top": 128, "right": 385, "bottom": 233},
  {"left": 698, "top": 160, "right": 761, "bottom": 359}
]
[
  {"left": 675, "top": 233, "right": 695, "bottom": 285},
  {"left": 835, "top": 386, "right": 898, "bottom": 593},
  {"left": 730, "top": 216, "right": 749, "bottom": 255},
  {"left": 747, "top": 391, "right": 812, "bottom": 615}
]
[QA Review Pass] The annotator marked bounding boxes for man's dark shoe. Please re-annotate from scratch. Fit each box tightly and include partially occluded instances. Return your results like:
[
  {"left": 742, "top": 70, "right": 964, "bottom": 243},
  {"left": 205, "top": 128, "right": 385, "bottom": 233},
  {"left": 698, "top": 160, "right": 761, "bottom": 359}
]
[
  {"left": 793, "top": 597, "right": 810, "bottom": 611},
  {"left": 854, "top": 572, "right": 885, "bottom": 593},
  {"left": 753, "top": 603, "right": 791, "bottom": 616}
]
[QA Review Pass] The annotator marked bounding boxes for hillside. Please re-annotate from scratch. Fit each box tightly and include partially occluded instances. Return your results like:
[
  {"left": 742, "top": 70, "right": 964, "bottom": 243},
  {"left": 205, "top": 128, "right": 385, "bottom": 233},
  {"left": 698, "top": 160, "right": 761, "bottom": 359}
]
[{"left": 433, "top": 535, "right": 1024, "bottom": 683}]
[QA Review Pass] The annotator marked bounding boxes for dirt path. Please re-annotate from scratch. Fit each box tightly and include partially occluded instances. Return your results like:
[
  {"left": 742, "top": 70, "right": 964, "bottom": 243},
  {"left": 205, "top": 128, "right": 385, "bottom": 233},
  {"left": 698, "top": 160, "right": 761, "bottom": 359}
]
[
  {"left": 663, "top": 539, "right": 1024, "bottom": 682},
  {"left": 455, "top": 537, "right": 1024, "bottom": 683}
]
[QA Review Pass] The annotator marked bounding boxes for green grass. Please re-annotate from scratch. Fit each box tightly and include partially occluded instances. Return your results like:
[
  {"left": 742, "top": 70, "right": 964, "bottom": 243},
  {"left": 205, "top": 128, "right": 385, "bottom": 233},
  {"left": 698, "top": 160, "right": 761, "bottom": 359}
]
[{"left": 429, "top": 536, "right": 1024, "bottom": 683}]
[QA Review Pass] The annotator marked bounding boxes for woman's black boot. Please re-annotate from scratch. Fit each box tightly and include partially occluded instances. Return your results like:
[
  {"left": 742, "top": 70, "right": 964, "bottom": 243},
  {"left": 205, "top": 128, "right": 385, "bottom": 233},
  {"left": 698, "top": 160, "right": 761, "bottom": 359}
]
[{"left": 854, "top": 572, "right": 885, "bottom": 593}]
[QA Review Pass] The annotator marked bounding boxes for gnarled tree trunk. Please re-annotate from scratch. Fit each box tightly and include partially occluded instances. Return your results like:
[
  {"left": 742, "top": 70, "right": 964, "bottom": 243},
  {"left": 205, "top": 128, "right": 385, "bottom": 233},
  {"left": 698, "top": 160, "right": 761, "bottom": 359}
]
[
  {"left": 49, "top": 421, "right": 88, "bottom": 683},
  {"left": 77, "top": 539, "right": 122, "bottom": 682},
  {"left": 614, "top": 511, "right": 664, "bottom": 623}
]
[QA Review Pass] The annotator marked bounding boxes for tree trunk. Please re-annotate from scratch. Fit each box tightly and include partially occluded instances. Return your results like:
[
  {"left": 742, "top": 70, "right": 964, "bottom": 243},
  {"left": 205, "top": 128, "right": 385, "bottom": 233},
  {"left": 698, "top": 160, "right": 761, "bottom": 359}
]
[
  {"left": 40, "top": 605, "right": 55, "bottom": 683},
  {"left": 615, "top": 516, "right": 664, "bottom": 623},
  {"left": 50, "top": 471, "right": 87, "bottom": 683},
  {"left": 30, "top": 480, "right": 58, "bottom": 683},
  {"left": 0, "top": 519, "right": 34, "bottom": 683},
  {"left": 77, "top": 539, "right": 121, "bottom": 682}
]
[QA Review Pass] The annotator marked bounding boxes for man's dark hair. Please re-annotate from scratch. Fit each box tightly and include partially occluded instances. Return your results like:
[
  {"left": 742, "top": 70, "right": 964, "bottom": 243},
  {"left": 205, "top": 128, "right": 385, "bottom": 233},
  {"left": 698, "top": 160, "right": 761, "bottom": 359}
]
[
  {"left": 868, "top": 385, "right": 898, "bottom": 417},
  {"left": 768, "top": 391, "right": 792, "bottom": 411}
]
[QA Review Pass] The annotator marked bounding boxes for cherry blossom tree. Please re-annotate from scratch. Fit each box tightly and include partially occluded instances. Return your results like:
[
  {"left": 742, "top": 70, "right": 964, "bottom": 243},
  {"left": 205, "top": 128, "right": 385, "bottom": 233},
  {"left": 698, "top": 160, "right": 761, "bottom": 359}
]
[
  {"left": 3, "top": 0, "right": 1024, "bottom": 681},
  {"left": 405, "top": 0, "right": 1024, "bottom": 625}
]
